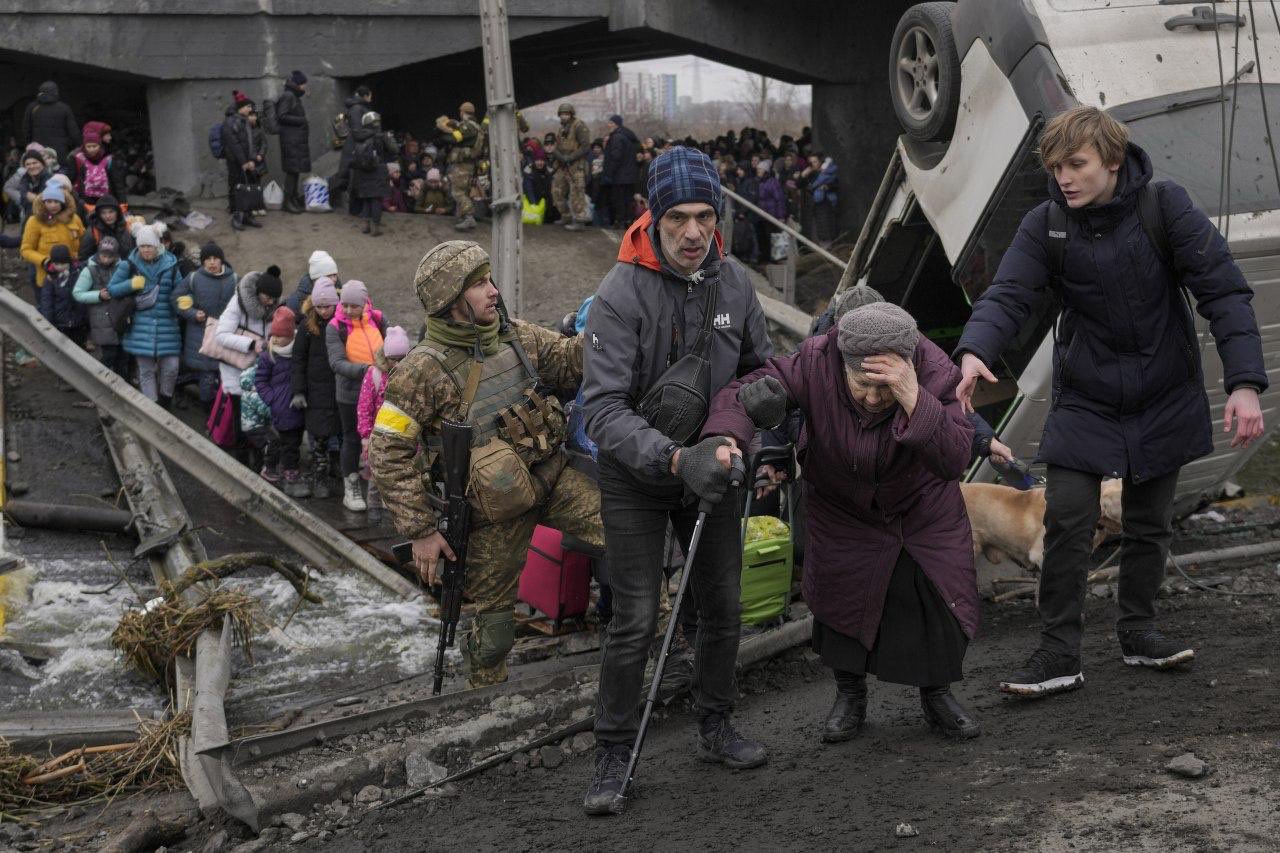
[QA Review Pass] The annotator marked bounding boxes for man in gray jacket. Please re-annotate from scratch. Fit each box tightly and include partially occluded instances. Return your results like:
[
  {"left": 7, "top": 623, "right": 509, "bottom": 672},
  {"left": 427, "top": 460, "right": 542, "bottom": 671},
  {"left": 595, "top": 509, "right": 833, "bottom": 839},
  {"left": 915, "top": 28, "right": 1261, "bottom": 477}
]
[{"left": 580, "top": 147, "right": 774, "bottom": 815}]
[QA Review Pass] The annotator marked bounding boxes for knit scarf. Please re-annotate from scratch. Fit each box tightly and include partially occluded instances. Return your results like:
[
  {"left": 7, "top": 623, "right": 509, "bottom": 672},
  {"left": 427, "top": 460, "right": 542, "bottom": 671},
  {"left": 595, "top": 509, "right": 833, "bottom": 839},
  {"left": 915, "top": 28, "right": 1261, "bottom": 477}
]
[{"left": 426, "top": 316, "right": 501, "bottom": 356}]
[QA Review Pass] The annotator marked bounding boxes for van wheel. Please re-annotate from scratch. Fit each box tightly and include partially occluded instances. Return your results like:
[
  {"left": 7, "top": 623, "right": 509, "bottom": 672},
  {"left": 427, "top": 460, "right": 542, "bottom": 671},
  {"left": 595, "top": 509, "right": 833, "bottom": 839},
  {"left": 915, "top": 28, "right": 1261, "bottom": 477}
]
[{"left": 890, "top": 2, "right": 962, "bottom": 142}]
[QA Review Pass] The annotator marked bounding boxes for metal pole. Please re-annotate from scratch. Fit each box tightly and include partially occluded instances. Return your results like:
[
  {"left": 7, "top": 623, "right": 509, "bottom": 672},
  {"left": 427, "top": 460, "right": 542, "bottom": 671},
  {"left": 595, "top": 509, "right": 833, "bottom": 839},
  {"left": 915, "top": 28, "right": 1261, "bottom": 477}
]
[{"left": 479, "top": 0, "right": 523, "bottom": 316}]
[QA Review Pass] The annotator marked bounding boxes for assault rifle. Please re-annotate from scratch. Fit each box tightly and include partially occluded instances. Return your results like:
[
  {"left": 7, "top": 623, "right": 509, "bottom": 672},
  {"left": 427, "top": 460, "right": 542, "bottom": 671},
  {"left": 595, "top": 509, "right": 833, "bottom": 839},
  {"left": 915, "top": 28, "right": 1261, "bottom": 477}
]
[
  {"left": 390, "top": 419, "right": 474, "bottom": 695},
  {"left": 431, "top": 419, "right": 474, "bottom": 694}
]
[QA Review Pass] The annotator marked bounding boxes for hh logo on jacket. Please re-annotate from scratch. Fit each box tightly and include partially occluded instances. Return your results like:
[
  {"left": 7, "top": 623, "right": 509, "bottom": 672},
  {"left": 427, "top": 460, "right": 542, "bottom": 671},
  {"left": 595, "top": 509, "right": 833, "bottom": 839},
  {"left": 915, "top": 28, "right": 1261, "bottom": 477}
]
[{"left": 713, "top": 312, "right": 731, "bottom": 330}]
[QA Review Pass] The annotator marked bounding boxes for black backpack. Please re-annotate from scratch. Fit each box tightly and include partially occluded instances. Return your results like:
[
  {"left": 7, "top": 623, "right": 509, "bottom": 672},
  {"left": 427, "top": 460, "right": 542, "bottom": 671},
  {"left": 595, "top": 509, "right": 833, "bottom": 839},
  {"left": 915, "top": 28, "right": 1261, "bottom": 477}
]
[{"left": 353, "top": 136, "right": 379, "bottom": 171}]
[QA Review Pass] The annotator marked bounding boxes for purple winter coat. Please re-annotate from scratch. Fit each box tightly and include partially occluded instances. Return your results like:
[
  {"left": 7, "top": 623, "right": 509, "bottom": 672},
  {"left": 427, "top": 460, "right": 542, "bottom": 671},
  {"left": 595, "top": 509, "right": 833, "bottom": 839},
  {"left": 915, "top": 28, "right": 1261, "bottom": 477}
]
[
  {"left": 757, "top": 174, "right": 787, "bottom": 221},
  {"left": 703, "top": 329, "right": 979, "bottom": 648},
  {"left": 254, "top": 348, "right": 304, "bottom": 432}
]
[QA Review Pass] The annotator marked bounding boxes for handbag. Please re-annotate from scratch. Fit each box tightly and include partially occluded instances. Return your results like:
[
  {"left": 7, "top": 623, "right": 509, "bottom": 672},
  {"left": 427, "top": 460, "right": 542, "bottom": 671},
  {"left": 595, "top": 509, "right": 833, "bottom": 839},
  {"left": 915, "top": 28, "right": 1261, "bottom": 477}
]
[
  {"left": 199, "top": 316, "right": 260, "bottom": 370},
  {"left": 206, "top": 386, "right": 237, "bottom": 447},
  {"left": 233, "top": 182, "right": 265, "bottom": 212}
]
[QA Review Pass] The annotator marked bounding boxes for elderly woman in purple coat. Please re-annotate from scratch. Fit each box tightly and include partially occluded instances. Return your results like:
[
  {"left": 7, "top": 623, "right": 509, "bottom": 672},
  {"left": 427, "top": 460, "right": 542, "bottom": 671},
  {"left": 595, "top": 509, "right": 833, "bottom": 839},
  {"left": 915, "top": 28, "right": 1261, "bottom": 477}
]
[{"left": 703, "top": 302, "right": 981, "bottom": 742}]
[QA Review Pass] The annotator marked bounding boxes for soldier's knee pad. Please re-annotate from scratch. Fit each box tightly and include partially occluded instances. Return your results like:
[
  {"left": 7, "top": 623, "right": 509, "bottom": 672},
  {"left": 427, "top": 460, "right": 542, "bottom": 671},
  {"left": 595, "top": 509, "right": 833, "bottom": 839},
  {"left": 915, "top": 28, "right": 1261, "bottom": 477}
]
[{"left": 466, "top": 609, "right": 516, "bottom": 667}]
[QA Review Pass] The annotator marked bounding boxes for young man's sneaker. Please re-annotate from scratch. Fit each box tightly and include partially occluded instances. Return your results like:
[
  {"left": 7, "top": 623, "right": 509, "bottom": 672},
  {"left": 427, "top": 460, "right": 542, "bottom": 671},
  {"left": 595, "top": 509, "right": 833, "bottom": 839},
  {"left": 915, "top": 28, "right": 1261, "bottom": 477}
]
[
  {"left": 697, "top": 714, "right": 767, "bottom": 769},
  {"left": 999, "top": 648, "right": 1084, "bottom": 698},
  {"left": 1118, "top": 629, "right": 1195, "bottom": 669},
  {"left": 582, "top": 745, "right": 631, "bottom": 816}
]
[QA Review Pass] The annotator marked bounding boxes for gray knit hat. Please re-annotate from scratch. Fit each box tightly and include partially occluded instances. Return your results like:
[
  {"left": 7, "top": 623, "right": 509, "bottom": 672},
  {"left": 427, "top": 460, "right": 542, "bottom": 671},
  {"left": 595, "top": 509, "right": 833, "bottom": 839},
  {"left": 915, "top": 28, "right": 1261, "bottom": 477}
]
[
  {"left": 837, "top": 302, "right": 919, "bottom": 364},
  {"left": 829, "top": 284, "right": 885, "bottom": 322}
]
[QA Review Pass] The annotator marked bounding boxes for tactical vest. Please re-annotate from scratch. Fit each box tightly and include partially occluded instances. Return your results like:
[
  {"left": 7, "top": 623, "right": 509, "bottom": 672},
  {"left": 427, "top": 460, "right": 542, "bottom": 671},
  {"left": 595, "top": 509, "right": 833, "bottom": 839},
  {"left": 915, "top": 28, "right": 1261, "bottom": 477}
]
[
  {"left": 557, "top": 119, "right": 586, "bottom": 158},
  {"left": 448, "top": 119, "right": 483, "bottom": 164},
  {"left": 420, "top": 334, "right": 568, "bottom": 523},
  {"left": 419, "top": 335, "right": 567, "bottom": 464}
]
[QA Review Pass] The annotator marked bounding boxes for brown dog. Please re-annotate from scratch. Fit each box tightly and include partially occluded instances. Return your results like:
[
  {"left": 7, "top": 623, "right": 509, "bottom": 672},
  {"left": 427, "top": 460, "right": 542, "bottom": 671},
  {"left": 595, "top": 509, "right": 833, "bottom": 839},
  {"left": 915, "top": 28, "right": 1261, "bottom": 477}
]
[{"left": 960, "top": 479, "right": 1124, "bottom": 570}]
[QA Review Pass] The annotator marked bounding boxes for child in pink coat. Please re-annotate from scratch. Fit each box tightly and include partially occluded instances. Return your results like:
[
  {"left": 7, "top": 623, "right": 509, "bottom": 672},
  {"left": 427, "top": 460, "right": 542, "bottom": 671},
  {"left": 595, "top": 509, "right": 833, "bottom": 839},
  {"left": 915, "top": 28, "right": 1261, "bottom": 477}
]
[{"left": 357, "top": 325, "right": 411, "bottom": 522}]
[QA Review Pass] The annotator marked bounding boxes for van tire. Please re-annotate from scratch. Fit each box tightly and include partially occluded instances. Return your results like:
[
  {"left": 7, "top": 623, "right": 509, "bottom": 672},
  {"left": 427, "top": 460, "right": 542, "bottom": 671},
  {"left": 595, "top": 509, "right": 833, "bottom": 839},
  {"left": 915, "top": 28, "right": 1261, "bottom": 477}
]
[{"left": 890, "top": 2, "right": 962, "bottom": 142}]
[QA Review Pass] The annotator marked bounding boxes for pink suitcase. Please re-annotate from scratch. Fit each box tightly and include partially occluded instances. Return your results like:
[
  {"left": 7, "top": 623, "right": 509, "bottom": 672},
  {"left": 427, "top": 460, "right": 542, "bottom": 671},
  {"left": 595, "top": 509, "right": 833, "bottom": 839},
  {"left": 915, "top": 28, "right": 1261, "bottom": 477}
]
[{"left": 519, "top": 525, "right": 592, "bottom": 628}]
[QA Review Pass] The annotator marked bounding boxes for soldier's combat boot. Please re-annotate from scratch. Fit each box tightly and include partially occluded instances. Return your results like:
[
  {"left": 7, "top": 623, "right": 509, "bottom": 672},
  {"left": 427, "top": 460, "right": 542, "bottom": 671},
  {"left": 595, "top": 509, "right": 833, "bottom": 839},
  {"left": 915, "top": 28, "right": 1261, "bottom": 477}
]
[
  {"left": 563, "top": 215, "right": 583, "bottom": 232},
  {"left": 370, "top": 219, "right": 382, "bottom": 238},
  {"left": 455, "top": 215, "right": 477, "bottom": 232},
  {"left": 582, "top": 745, "right": 630, "bottom": 816},
  {"left": 822, "top": 670, "right": 867, "bottom": 743},
  {"left": 696, "top": 713, "right": 767, "bottom": 769}
]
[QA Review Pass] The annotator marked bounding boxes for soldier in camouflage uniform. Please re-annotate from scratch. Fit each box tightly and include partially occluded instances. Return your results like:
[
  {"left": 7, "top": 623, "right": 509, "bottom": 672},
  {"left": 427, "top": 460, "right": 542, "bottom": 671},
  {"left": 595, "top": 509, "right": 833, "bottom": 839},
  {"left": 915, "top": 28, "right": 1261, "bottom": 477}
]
[
  {"left": 369, "top": 241, "right": 603, "bottom": 687},
  {"left": 436, "top": 102, "right": 483, "bottom": 232},
  {"left": 550, "top": 103, "right": 591, "bottom": 231}
]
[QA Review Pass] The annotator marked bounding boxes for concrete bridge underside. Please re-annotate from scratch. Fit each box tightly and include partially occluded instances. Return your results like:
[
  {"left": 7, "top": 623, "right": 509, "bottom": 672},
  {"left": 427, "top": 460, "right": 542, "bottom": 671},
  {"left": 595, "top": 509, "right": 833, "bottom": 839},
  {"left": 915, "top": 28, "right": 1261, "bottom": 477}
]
[{"left": 0, "top": 0, "right": 914, "bottom": 233}]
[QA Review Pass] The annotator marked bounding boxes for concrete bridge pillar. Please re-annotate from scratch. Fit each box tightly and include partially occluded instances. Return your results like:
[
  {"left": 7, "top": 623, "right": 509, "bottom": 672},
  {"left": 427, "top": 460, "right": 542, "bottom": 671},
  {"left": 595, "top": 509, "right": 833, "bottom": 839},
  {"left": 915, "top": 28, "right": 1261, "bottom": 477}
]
[
  {"left": 812, "top": 81, "right": 902, "bottom": 240},
  {"left": 147, "top": 76, "right": 346, "bottom": 200}
]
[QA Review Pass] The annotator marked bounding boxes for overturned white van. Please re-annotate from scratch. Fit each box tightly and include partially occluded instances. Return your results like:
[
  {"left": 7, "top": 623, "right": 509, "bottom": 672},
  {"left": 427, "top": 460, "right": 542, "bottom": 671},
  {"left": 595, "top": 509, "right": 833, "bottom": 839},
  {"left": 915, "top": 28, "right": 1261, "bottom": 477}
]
[{"left": 841, "top": 0, "right": 1280, "bottom": 510}]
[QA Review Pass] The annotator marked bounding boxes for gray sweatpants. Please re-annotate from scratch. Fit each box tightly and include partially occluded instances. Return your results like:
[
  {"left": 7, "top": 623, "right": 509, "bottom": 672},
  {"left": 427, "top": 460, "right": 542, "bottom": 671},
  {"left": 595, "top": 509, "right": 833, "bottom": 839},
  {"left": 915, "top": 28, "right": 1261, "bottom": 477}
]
[{"left": 136, "top": 355, "right": 179, "bottom": 400}]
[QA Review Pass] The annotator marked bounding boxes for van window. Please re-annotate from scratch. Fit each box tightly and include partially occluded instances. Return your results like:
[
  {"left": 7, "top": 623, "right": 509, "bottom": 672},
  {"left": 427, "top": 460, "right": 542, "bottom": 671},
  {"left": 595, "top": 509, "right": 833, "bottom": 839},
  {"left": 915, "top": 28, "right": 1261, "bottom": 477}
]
[{"left": 1113, "top": 84, "right": 1280, "bottom": 218}]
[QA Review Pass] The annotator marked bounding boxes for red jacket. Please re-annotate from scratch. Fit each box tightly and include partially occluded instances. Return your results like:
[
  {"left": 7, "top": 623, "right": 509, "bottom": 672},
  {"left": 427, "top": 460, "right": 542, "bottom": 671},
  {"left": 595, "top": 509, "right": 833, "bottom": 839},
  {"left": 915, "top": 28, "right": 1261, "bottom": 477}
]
[{"left": 703, "top": 329, "right": 979, "bottom": 647}]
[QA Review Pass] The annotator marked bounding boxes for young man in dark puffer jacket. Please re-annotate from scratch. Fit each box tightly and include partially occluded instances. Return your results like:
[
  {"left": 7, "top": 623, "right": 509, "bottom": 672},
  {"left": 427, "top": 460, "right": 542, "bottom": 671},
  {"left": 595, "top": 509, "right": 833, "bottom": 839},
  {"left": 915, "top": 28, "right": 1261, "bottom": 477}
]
[{"left": 955, "top": 106, "right": 1267, "bottom": 699}]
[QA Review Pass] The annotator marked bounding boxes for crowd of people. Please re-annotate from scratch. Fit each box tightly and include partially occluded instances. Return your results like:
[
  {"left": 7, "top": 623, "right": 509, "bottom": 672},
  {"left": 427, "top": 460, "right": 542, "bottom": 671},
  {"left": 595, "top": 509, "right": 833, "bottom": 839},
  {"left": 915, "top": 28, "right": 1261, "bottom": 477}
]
[
  {"left": 2, "top": 81, "right": 153, "bottom": 227},
  {"left": 212, "top": 77, "right": 841, "bottom": 254}
]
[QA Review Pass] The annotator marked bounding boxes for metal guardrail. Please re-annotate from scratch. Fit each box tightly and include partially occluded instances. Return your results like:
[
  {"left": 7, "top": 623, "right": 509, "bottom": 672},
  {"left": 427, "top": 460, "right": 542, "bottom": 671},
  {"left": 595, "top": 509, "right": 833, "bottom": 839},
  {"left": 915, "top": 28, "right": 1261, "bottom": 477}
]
[
  {"left": 0, "top": 287, "right": 420, "bottom": 600},
  {"left": 720, "top": 186, "right": 848, "bottom": 271},
  {"left": 101, "top": 417, "right": 258, "bottom": 830}
]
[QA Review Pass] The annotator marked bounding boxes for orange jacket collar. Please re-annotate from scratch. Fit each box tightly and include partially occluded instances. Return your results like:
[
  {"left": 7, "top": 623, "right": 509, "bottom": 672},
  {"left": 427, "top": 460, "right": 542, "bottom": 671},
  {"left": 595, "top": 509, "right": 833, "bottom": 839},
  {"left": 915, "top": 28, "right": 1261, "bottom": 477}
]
[{"left": 617, "top": 209, "right": 725, "bottom": 272}]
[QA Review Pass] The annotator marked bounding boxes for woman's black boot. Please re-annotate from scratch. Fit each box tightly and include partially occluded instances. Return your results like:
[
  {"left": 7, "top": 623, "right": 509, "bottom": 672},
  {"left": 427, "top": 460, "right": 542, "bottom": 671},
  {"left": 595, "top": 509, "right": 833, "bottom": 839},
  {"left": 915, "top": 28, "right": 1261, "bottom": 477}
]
[
  {"left": 920, "top": 686, "right": 980, "bottom": 739},
  {"left": 822, "top": 670, "right": 867, "bottom": 743}
]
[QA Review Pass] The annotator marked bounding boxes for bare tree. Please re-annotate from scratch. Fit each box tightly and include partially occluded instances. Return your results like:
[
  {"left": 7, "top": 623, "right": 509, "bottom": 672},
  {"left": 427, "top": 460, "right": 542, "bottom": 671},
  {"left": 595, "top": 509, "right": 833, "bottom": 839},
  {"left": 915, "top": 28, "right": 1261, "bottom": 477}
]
[{"left": 733, "top": 72, "right": 802, "bottom": 127}]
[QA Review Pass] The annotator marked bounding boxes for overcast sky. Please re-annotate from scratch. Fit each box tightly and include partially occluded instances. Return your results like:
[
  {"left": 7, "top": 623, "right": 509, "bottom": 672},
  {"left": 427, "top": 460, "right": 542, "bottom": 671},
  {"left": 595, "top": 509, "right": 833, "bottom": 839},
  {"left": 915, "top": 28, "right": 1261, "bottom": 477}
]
[{"left": 618, "top": 55, "right": 812, "bottom": 104}]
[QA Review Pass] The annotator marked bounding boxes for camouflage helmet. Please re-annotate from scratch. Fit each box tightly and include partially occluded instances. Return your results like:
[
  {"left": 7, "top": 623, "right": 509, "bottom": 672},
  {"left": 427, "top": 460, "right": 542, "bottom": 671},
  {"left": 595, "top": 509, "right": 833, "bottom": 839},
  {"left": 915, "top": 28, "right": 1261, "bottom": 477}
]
[
  {"left": 557, "top": 102, "right": 575, "bottom": 116},
  {"left": 459, "top": 101, "right": 476, "bottom": 116},
  {"left": 414, "top": 240, "right": 491, "bottom": 316}
]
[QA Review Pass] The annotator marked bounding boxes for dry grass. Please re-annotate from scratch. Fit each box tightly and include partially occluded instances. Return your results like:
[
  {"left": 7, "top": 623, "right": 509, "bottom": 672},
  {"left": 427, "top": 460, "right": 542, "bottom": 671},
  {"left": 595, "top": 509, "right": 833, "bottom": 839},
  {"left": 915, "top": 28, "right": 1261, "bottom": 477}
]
[
  {"left": 110, "top": 586, "right": 267, "bottom": 682},
  {"left": 0, "top": 711, "right": 190, "bottom": 821}
]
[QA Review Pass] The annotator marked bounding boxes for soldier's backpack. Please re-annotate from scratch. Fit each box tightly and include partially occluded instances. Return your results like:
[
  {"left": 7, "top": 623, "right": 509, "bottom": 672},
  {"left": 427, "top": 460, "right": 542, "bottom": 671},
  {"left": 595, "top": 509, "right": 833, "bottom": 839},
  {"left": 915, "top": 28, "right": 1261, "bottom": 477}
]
[
  {"left": 208, "top": 122, "right": 225, "bottom": 159},
  {"left": 260, "top": 97, "right": 280, "bottom": 135}
]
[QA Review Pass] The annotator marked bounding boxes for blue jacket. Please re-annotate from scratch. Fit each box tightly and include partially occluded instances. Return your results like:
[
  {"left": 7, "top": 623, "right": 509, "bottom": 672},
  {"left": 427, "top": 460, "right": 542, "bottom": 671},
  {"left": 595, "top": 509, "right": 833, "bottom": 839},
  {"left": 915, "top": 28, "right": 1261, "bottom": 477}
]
[
  {"left": 107, "top": 248, "right": 182, "bottom": 358},
  {"left": 955, "top": 144, "right": 1267, "bottom": 483}
]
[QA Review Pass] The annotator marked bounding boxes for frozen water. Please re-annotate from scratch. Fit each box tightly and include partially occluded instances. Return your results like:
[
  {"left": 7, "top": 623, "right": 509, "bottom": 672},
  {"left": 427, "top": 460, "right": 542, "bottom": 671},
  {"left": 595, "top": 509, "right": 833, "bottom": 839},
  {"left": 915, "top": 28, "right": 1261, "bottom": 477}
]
[{"left": 1, "top": 548, "right": 442, "bottom": 725}]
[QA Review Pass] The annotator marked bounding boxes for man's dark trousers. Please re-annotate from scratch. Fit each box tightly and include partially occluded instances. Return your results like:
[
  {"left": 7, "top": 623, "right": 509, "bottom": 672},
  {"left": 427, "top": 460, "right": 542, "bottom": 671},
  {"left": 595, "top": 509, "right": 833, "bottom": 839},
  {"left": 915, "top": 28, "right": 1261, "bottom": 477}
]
[
  {"left": 593, "top": 454, "right": 742, "bottom": 747},
  {"left": 1039, "top": 465, "right": 1180, "bottom": 654}
]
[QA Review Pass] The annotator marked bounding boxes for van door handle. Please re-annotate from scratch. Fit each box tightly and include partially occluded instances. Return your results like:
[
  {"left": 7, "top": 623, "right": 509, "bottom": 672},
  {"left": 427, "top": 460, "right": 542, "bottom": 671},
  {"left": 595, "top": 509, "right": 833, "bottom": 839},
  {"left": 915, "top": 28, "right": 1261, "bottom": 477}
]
[{"left": 1165, "top": 6, "right": 1246, "bottom": 30}]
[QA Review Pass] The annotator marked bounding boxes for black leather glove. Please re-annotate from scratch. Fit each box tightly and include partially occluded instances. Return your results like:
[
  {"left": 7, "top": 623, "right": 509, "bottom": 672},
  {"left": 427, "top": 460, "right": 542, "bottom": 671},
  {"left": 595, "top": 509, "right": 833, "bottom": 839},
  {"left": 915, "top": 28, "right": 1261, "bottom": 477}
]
[
  {"left": 676, "top": 436, "right": 734, "bottom": 505},
  {"left": 738, "top": 376, "right": 788, "bottom": 429}
]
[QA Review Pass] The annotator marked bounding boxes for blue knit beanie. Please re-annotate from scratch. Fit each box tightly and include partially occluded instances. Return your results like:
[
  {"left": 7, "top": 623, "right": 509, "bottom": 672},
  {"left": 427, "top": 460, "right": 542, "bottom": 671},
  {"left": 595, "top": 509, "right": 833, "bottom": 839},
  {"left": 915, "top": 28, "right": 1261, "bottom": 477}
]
[{"left": 647, "top": 147, "right": 722, "bottom": 224}]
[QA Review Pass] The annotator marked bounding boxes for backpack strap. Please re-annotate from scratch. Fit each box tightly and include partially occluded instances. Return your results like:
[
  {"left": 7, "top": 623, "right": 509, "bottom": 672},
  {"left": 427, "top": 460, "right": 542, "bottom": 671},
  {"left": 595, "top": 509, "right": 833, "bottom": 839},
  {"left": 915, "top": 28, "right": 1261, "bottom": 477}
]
[
  {"left": 1045, "top": 201, "right": 1067, "bottom": 287},
  {"left": 1136, "top": 181, "right": 1174, "bottom": 272}
]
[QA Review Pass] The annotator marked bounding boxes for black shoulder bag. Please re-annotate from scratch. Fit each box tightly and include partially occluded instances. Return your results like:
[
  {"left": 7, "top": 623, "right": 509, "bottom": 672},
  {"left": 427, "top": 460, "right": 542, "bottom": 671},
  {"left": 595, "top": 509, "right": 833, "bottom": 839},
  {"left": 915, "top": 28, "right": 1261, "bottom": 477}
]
[{"left": 636, "top": 273, "right": 720, "bottom": 445}]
